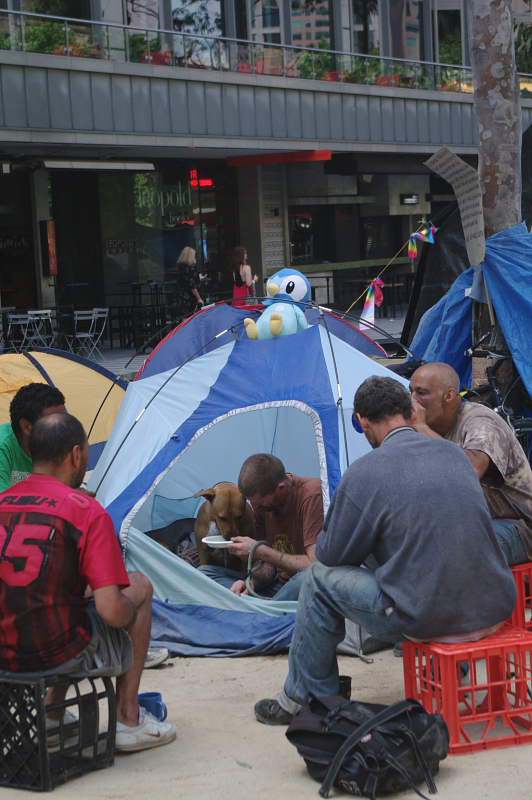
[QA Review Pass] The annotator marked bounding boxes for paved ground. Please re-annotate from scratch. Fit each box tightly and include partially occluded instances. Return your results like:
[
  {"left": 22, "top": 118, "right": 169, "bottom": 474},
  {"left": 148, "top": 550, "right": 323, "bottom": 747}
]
[{"left": 14, "top": 650, "right": 532, "bottom": 800}]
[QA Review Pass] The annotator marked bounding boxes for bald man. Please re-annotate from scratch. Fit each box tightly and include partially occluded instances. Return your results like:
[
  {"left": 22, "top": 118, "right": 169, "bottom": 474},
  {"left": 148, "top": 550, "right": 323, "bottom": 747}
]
[{"left": 410, "top": 362, "right": 532, "bottom": 565}]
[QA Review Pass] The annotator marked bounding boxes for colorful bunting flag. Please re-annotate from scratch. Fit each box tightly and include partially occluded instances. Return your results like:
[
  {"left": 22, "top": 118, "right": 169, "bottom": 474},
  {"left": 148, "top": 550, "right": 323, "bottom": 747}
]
[
  {"left": 408, "top": 223, "right": 438, "bottom": 264},
  {"left": 359, "top": 278, "right": 384, "bottom": 329}
]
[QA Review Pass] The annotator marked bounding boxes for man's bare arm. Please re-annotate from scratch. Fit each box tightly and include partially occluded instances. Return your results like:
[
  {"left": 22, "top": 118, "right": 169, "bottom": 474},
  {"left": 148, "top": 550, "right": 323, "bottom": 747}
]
[
  {"left": 93, "top": 585, "right": 137, "bottom": 629},
  {"left": 464, "top": 449, "right": 491, "bottom": 479},
  {"left": 228, "top": 537, "right": 316, "bottom": 575}
]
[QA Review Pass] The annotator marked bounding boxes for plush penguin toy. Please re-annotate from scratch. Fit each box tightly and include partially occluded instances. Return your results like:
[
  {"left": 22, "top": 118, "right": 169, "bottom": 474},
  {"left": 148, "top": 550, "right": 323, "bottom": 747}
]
[{"left": 244, "top": 268, "right": 312, "bottom": 340}]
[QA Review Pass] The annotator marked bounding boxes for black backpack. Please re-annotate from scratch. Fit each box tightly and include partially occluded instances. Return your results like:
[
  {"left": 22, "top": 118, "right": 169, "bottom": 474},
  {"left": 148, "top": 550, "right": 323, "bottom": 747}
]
[{"left": 286, "top": 696, "right": 449, "bottom": 799}]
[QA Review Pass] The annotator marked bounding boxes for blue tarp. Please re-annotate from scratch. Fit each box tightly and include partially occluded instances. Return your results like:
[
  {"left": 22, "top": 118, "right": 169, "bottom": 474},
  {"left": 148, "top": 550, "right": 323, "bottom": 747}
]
[
  {"left": 483, "top": 223, "right": 532, "bottom": 397},
  {"left": 409, "top": 223, "right": 532, "bottom": 395},
  {"left": 151, "top": 599, "right": 295, "bottom": 657},
  {"left": 409, "top": 269, "right": 474, "bottom": 388}
]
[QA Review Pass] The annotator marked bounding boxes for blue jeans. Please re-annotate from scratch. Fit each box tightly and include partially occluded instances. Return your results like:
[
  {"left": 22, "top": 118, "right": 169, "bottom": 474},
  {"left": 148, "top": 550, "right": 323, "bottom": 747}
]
[
  {"left": 280, "top": 562, "right": 404, "bottom": 712},
  {"left": 492, "top": 519, "right": 528, "bottom": 565},
  {"left": 198, "top": 564, "right": 307, "bottom": 601}
]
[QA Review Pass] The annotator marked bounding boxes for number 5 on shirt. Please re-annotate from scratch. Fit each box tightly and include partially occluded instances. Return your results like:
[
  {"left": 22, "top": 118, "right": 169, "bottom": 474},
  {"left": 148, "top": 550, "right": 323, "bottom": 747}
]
[{"left": 0, "top": 525, "right": 55, "bottom": 587}]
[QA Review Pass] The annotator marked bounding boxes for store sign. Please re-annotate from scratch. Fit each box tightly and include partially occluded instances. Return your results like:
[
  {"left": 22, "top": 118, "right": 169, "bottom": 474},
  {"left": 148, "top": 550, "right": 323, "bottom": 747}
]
[
  {"left": 0, "top": 234, "right": 31, "bottom": 252},
  {"left": 135, "top": 177, "right": 194, "bottom": 228},
  {"left": 106, "top": 239, "right": 138, "bottom": 255}
]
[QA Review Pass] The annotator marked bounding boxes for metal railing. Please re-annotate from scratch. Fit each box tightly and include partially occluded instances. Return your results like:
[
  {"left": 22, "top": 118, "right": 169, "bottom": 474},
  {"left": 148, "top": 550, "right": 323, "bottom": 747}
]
[{"left": 1, "top": 8, "right": 531, "bottom": 97}]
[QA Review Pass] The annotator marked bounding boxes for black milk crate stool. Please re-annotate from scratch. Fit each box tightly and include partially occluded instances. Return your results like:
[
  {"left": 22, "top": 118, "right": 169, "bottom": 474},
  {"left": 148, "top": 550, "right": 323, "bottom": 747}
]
[{"left": 0, "top": 671, "right": 116, "bottom": 791}]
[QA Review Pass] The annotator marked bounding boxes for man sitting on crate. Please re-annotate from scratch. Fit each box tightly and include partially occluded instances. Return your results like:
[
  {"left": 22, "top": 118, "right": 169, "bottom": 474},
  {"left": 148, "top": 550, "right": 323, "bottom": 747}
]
[
  {"left": 254, "top": 376, "right": 517, "bottom": 725},
  {"left": 0, "top": 412, "right": 176, "bottom": 752},
  {"left": 410, "top": 362, "right": 532, "bottom": 565}
]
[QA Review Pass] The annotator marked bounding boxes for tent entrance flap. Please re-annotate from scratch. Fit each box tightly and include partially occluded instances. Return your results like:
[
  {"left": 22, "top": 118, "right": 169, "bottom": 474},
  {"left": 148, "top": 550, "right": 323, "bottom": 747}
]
[{"left": 128, "top": 403, "right": 325, "bottom": 536}]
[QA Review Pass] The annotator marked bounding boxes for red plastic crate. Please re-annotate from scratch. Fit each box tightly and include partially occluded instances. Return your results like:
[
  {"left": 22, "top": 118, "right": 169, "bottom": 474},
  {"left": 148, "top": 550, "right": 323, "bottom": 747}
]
[
  {"left": 511, "top": 563, "right": 532, "bottom": 631},
  {"left": 403, "top": 629, "right": 532, "bottom": 754}
]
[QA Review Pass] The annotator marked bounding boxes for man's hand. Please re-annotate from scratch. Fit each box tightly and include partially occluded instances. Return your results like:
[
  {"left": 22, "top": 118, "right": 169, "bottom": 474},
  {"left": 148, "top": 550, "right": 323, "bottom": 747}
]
[
  {"left": 227, "top": 536, "right": 260, "bottom": 559},
  {"left": 230, "top": 579, "right": 248, "bottom": 596},
  {"left": 411, "top": 398, "right": 427, "bottom": 429},
  {"left": 411, "top": 399, "right": 441, "bottom": 439}
]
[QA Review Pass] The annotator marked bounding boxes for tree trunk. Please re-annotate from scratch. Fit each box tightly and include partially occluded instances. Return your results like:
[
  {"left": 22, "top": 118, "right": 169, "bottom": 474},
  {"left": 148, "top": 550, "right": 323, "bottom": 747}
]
[{"left": 469, "top": 0, "right": 522, "bottom": 237}]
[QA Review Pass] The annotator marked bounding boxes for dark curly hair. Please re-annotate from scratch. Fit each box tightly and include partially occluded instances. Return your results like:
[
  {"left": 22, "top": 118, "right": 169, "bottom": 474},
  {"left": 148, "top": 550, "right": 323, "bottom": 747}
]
[
  {"left": 10, "top": 383, "right": 65, "bottom": 439},
  {"left": 354, "top": 376, "right": 412, "bottom": 422}
]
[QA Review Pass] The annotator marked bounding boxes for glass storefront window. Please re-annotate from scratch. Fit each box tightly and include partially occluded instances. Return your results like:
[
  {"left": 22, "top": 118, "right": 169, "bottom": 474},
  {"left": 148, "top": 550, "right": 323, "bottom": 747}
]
[
  {"left": 53, "top": 163, "right": 238, "bottom": 315},
  {"left": 99, "top": 169, "right": 203, "bottom": 306},
  {"left": 289, "top": 205, "right": 361, "bottom": 265},
  {"left": 352, "top": 0, "right": 381, "bottom": 55},
  {"left": 291, "top": 0, "right": 333, "bottom": 48},
  {"left": 389, "top": 0, "right": 425, "bottom": 61}
]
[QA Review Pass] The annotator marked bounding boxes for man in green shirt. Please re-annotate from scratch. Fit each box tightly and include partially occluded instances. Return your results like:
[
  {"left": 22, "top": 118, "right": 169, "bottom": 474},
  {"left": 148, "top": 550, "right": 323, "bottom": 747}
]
[{"left": 0, "top": 383, "right": 66, "bottom": 492}]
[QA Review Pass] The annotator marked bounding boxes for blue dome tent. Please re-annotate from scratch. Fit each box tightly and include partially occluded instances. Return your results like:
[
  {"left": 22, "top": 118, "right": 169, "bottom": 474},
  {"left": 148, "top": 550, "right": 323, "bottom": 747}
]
[{"left": 89, "top": 305, "right": 405, "bottom": 656}]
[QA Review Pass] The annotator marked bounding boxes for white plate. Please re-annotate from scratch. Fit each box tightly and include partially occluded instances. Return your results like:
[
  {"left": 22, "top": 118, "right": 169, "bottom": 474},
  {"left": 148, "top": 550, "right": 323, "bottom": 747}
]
[{"left": 202, "top": 535, "right": 232, "bottom": 550}]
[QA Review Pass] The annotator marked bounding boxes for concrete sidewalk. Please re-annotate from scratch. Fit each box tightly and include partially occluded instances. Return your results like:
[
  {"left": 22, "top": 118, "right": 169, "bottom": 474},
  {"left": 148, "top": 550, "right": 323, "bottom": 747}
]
[{"left": 14, "top": 650, "right": 531, "bottom": 800}]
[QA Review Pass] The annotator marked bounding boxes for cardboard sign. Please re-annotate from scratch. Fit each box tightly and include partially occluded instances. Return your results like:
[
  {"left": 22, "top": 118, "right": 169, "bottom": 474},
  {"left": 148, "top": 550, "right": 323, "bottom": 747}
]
[{"left": 425, "top": 147, "right": 486, "bottom": 266}]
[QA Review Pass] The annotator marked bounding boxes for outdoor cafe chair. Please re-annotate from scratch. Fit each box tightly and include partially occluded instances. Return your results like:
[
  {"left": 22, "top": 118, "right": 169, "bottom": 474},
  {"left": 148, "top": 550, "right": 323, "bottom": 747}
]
[
  {"left": 26, "top": 309, "right": 55, "bottom": 348},
  {"left": 5, "top": 313, "right": 31, "bottom": 352},
  {"left": 65, "top": 308, "right": 109, "bottom": 360}
]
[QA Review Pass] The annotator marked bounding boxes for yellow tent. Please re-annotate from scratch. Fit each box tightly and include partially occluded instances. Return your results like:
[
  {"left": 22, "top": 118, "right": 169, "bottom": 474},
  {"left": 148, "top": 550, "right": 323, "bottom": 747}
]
[{"left": 0, "top": 349, "right": 126, "bottom": 468}]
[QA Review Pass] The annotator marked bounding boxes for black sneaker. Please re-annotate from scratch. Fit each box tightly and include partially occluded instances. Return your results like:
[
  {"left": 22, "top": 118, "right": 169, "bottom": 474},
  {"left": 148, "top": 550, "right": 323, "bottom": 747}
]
[
  {"left": 393, "top": 641, "right": 404, "bottom": 658},
  {"left": 254, "top": 698, "right": 293, "bottom": 726}
]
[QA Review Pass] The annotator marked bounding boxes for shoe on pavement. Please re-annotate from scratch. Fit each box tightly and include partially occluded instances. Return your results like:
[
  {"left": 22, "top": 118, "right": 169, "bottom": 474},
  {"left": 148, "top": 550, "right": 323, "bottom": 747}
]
[
  {"left": 254, "top": 698, "right": 293, "bottom": 726},
  {"left": 115, "top": 707, "right": 176, "bottom": 752},
  {"left": 393, "top": 641, "right": 404, "bottom": 658},
  {"left": 46, "top": 710, "right": 79, "bottom": 748},
  {"left": 144, "top": 647, "right": 170, "bottom": 669}
]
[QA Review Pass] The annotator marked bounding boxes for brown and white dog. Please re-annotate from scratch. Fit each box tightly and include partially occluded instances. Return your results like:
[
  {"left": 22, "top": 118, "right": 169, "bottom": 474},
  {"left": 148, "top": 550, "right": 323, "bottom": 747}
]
[{"left": 194, "top": 482, "right": 255, "bottom": 570}]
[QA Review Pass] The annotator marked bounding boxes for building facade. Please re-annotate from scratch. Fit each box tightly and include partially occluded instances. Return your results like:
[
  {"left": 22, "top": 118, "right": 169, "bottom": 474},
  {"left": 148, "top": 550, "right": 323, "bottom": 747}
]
[{"left": 0, "top": 0, "right": 531, "bottom": 317}]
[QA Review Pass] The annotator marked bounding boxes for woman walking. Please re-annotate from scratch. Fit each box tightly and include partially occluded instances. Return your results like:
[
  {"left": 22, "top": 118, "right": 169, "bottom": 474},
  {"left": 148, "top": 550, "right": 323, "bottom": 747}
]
[{"left": 175, "top": 246, "right": 204, "bottom": 316}]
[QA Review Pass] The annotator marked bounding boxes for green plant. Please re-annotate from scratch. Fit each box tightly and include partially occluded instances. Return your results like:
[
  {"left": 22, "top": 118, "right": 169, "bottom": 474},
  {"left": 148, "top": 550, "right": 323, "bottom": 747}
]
[
  {"left": 344, "top": 56, "right": 381, "bottom": 85},
  {"left": 0, "top": 31, "right": 12, "bottom": 50},
  {"left": 438, "top": 32, "right": 462, "bottom": 66},
  {"left": 295, "top": 40, "right": 334, "bottom": 80},
  {"left": 128, "top": 33, "right": 161, "bottom": 62},
  {"left": 24, "top": 20, "right": 65, "bottom": 54},
  {"left": 516, "top": 21, "right": 532, "bottom": 74}
]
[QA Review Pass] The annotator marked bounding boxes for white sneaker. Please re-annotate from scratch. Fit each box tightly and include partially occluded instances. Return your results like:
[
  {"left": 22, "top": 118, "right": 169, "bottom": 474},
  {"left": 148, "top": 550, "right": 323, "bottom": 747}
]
[
  {"left": 115, "top": 707, "right": 176, "bottom": 753},
  {"left": 144, "top": 647, "right": 170, "bottom": 670}
]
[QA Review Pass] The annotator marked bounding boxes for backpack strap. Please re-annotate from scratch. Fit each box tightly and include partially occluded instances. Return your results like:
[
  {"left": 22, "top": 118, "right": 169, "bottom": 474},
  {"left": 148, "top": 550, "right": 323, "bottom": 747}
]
[{"left": 318, "top": 700, "right": 420, "bottom": 798}]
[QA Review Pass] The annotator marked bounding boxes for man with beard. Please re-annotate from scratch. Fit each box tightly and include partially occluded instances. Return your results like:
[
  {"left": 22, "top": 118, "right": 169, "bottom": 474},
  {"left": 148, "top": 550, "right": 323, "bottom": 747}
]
[{"left": 0, "top": 413, "right": 176, "bottom": 752}]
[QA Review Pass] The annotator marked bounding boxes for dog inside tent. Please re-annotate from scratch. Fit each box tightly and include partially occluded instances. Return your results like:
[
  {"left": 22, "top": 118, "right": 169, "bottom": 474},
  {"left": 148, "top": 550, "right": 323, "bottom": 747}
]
[{"left": 90, "top": 307, "right": 406, "bottom": 655}]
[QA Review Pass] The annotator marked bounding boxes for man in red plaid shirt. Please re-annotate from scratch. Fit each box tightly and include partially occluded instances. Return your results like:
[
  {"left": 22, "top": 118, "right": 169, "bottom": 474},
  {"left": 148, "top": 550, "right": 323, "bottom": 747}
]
[{"left": 0, "top": 412, "right": 176, "bottom": 753}]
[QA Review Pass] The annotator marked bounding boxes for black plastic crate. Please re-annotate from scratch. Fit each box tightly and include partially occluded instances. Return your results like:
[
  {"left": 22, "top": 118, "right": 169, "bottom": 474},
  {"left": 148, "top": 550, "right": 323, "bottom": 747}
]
[{"left": 0, "top": 673, "right": 116, "bottom": 791}]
